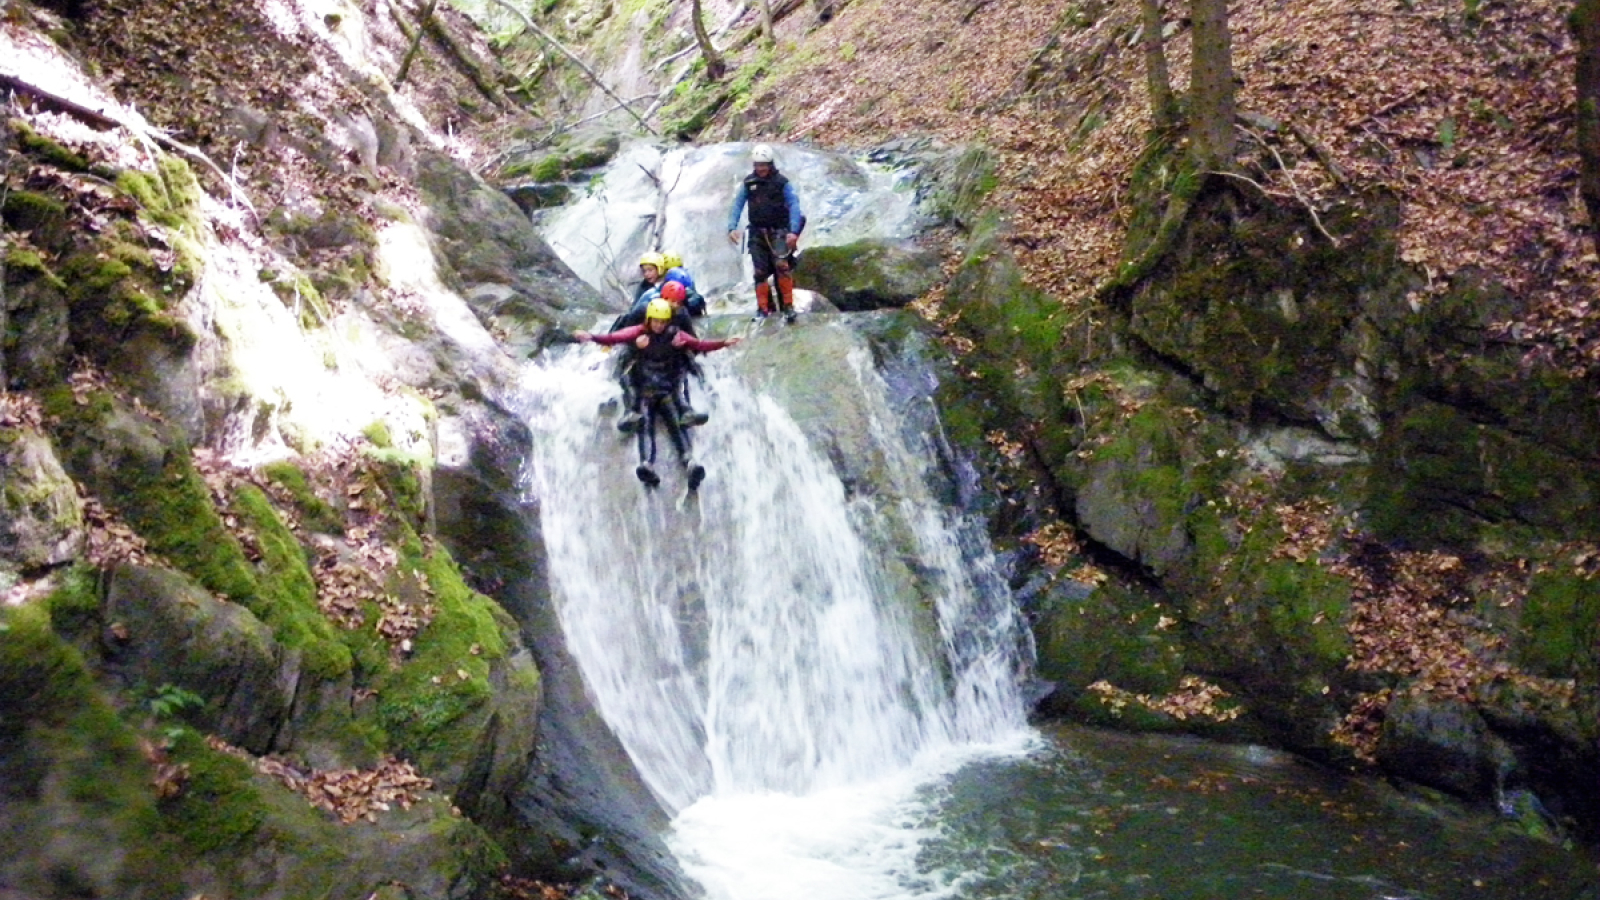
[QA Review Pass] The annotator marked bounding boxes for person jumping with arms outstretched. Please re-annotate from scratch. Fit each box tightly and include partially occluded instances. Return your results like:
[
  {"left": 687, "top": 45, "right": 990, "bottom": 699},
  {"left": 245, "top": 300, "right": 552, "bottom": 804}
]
[{"left": 575, "top": 299, "right": 741, "bottom": 490}]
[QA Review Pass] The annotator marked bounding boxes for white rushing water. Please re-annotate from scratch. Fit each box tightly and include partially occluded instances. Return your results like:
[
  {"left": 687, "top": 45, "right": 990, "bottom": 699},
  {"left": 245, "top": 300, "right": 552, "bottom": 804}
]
[{"left": 523, "top": 335, "right": 1033, "bottom": 899}]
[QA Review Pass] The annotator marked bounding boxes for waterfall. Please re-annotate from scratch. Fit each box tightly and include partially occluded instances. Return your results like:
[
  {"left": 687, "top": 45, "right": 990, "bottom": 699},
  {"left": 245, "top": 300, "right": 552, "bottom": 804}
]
[{"left": 524, "top": 335, "right": 1032, "bottom": 898}]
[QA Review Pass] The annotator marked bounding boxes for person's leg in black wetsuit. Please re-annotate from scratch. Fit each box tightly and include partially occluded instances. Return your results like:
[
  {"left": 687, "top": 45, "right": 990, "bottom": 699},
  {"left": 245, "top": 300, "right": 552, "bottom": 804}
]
[
  {"left": 657, "top": 394, "right": 705, "bottom": 491},
  {"left": 635, "top": 390, "right": 663, "bottom": 486}
]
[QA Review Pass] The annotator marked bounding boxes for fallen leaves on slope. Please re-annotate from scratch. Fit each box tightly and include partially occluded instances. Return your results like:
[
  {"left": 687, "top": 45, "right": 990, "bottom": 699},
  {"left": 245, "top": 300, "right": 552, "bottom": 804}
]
[
  {"left": 743, "top": 0, "right": 1597, "bottom": 371},
  {"left": 0, "top": 392, "right": 46, "bottom": 429},
  {"left": 208, "top": 736, "right": 433, "bottom": 824}
]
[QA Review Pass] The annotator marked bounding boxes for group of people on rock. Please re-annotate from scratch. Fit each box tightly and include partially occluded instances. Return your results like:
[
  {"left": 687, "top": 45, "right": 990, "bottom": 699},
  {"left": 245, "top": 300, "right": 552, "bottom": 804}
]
[{"left": 572, "top": 143, "right": 804, "bottom": 492}]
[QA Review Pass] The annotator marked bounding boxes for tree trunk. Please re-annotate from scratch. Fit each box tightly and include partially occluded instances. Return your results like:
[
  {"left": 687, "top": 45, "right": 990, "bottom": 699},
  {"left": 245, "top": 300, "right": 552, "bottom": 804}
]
[
  {"left": 1142, "top": 0, "right": 1177, "bottom": 129},
  {"left": 1189, "top": 0, "right": 1236, "bottom": 170},
  {"left": 1575, "top": 0, "right": 1600, "bottom": 253},
  {"left": 394, "top": 0, "right": 441, "bottom": 86},
  {"left": 692, "top": 0, "right": 728, "bottom": 81},
  {"left": 758, "top": 0, "right": 776, "bottom": 46}
]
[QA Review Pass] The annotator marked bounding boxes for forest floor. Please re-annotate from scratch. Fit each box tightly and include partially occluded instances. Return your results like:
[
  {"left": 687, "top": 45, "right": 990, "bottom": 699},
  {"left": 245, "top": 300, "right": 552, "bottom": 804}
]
[{"left": 720, "top": 0, "right": 1599, "bottom": 377}]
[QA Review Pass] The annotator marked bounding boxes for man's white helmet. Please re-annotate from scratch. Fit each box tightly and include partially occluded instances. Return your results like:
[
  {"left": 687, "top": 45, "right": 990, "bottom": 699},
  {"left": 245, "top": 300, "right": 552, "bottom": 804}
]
[{"left": 751, "top": 143, "right": 775, "bottom": 163}]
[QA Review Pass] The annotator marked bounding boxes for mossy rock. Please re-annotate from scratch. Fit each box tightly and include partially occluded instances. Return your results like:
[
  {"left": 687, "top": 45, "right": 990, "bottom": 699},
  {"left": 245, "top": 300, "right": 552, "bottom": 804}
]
[
  {"left": 57, "top": 234, "right": 199, "bottom": 369},
  {"left": 498, "top": 127, "right": 623, "bottom": 184},
  {"left": 102, "top": 564, "right": 294, "bottom": 753},
  {"left": 0, "top": 189, "right": 70, "bottom": 243},
  {"left": 161, "top": 731, "right": 507, "bottom": 900},
  {"left": 260, "top": 460, "right": 345, "bottom": 536},
  {"left": 795, "top": 239, "right": 941, "bottom": 311},
  {"left": 0, "top": 602, "right": 191, "bottom": 899},
  {"left": 1034, "top": 577, "right": 1186, "bottom": 708},
  {"left": 941, "top": 217, "right": 1079, "bottom": 466},
  {"left": 0, "top": 423, "right": 84, "bottom": 575},
  {"left": 1125, "top": 183, "right": 1404, "bottom": 420},
  {"left": 115, "top": 155, "right": 203, "bottom": 233},
  {"left": 43, "top": 387, "right": 258, "bottom": 603},
  {"left": 924, "top": 144, "right": 998, "bottom": 228},
  {"left": 230, "top": 485, "right": 351, "bottom": 679},
  {"left": 1375, "top": 692, "right": 1513, "bottom": 799},
  {"left": 375, "top": 530, "right": 539, "bottom": 819},
  {"left": 12, "top": 119, "right": 91, "bottom": 171},
  {"left": 1069, "top": 396, "right": 1228, "bottom": 578},
  {"left": 159, "top": 728, "right": 268, "bottom": 852},
  {"left": 1515, "top": 566, "right": 1600, "bottom": 683},
  {"left": 1368, "top": 399, "right": 1600, "bottom": 547},
  {"left": 2, "top": 256, "right": 72, "bottom": 387}
]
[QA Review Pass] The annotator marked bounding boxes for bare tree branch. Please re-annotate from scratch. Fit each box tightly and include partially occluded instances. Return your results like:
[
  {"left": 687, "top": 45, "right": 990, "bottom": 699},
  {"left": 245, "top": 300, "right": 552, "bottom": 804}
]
[{"left": 482, "top": 0, "right": 658, "bottom": 135}]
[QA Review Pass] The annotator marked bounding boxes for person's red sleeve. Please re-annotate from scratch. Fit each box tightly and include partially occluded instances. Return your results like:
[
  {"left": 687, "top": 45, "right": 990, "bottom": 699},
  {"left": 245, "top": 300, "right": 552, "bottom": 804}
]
[
  {"left": 673, "top": 333, "right": 733, "bottom": 353},
  {"left": 590, "top": 325, "right": 645, "bottom": 346}
]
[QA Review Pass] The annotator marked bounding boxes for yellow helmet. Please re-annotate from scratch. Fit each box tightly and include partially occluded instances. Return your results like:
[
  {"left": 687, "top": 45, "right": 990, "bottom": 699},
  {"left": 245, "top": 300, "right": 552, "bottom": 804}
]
[
  {"left": 660, "top": 251, "right": 683, "bottom": 271},
  {"left": 645, "top": 298, "right": 673, "bottom": 321},
  {"left": 638, "top": 251, "right": 665, "bottom": 271}
]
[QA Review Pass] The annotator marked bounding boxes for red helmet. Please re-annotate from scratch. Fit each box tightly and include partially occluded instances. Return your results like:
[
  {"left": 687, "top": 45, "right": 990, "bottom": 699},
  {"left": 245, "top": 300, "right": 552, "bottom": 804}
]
[{"left": 660, "top": 281, "right": 687, "bottom": 303}]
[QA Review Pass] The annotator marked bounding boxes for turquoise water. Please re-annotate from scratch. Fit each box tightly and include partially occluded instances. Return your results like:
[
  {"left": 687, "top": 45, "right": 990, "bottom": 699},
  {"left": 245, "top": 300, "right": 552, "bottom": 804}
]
[{"left": 912, "top": 724, "right": 1599, "bottom": 900}]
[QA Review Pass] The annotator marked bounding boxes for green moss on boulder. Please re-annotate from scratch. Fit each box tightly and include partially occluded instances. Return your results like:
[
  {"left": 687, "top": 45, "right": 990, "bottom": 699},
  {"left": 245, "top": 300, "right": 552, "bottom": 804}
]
[
  {"left": 231, "top": 485, "right": 352, "bottom": 680},
  {"left": 0, "top": 602, "right": 189, "bottom": 899},
  {"left": 160, "top": 729, "right": 266, "bottom": 852},
  {"left": 376, "top": 528, "right": 539, "bottom": 814},
  {"left": 1516, "top": 566, "right": 1600, "bottom": 682},
  {"left": 45, "top": 388, "right": 257, "bottom": 602},
  {"left": 260, "top": 460, "right": 344, "bottom": 535},
  {"left": 13, "top": 119, "right": 91, "bottom": 171}
]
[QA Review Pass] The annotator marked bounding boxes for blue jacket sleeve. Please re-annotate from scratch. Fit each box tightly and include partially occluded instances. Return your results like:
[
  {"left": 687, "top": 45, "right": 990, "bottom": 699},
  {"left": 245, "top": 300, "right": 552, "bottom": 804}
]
[
  {"left": 727, "top": 183, "right": 749, "bottom": 232},
  {"left": 783, "top": 183, "right": 802, "bottom": 235}
]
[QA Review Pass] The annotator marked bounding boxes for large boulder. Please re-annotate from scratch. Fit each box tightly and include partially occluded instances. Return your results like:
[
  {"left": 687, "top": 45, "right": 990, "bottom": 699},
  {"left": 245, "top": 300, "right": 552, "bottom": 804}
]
[
  {"left": 100, "top": 564, "right": 295, "bottom": 754},
  {"left": 795, "top": 238, "right": 942, "bottom": 311},
  {"left": 2, "top": 258, "right": 70, "bottom": 389}
]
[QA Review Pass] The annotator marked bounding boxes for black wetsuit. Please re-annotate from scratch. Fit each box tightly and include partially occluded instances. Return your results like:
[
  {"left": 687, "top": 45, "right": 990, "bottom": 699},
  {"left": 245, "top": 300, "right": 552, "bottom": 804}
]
[{"left": 628, "top": 325, "right": 701, "bottom": 467}]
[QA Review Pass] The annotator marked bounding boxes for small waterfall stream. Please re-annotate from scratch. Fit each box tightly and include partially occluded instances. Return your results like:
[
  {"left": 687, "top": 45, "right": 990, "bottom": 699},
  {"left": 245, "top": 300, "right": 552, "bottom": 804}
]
[{"left": 523, "top": 336, "right": 1033, "bottom": 898}]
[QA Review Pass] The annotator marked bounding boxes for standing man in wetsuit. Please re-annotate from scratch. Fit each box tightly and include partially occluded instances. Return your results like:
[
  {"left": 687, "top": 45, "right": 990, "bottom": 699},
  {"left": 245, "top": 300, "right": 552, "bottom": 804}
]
[
  {"left": 574, "top": 300, "right": 741, "bottom": 490},
  {"left": 727, "top": 143, "right": 804, "bottom": 323}
]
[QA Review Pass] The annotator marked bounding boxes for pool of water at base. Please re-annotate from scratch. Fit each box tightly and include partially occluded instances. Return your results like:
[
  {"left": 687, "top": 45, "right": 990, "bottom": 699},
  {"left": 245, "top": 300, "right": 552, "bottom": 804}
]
[{"left": 908, "top": 723, "right": 1598, "bottom": 900}]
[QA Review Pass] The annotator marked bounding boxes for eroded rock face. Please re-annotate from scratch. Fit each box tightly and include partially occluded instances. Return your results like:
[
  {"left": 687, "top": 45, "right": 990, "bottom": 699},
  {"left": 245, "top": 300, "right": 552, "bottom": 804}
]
[
  {"left": 415, "top": 148, "right": 607, "bottom": 356},
  {"left": 1377, "top": 693, "right": 1515, "bottom": 798},
  {"left": 2, "top": 271, "right": 71, "bottom": 389}
]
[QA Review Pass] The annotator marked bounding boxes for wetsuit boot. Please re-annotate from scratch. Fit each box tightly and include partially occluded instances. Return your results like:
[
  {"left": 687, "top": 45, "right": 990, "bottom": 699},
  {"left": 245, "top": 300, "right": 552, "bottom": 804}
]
[
  {"left": 753, "top": 281, "right": 772, "bottom": 321},
  {"left": 636, "top": 464, "right": 660, "bottom": 487},
  {"left": 777, "top": 272, "right": 797, "bottom": 324},
  {"left": 684, "top": 456, "right": 706, "bottom": 492}
]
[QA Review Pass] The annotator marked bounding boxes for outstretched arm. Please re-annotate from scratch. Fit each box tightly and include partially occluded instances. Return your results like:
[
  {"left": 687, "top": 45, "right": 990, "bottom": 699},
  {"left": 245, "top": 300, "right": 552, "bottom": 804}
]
[
  {"left": 582, "top": 325, "right": 646, "bottom": 346},
  {"left": 673, "top": 332, "right": 742, "bottom": 353}
]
